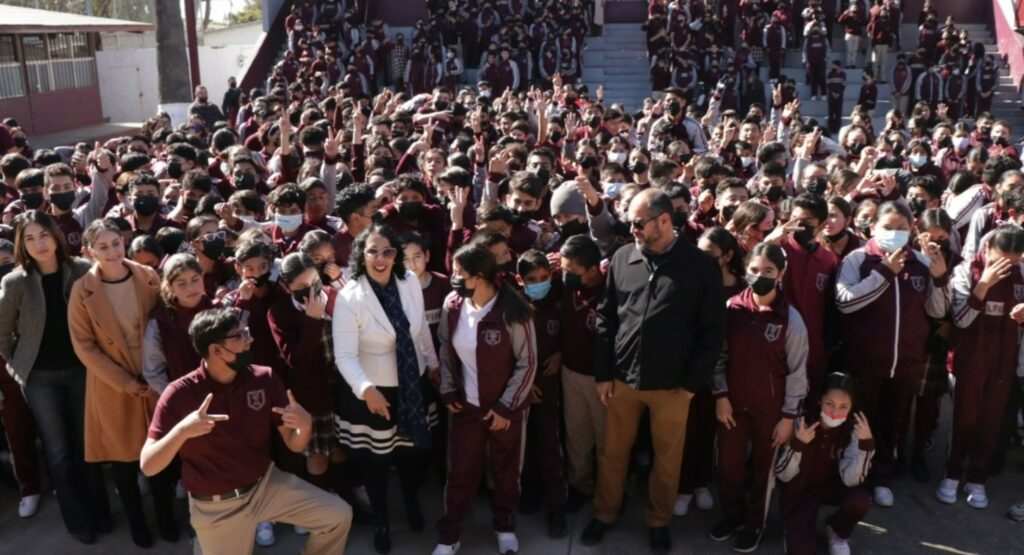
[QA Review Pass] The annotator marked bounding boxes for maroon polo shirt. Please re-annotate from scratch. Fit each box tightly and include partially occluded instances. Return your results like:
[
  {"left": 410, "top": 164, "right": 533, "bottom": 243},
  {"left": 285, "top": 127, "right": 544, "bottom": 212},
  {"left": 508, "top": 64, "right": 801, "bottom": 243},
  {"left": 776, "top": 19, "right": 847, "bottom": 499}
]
[{"left": 147, "top": 362, "right": 287, "bottom": 497}]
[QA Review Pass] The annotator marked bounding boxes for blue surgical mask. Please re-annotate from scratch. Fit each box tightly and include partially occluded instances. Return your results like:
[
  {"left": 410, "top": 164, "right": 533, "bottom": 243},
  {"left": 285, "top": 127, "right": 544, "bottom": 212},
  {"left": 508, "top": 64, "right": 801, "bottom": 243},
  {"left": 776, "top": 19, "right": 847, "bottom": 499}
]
[
  {"left": 874, "top": 228, "right": 909, "bottom": 253},
  {"left": 523, "top": 279, "right": 552, "bottom": 301},
  {"left": 908, "top": 153, "right": 928, "bottom": 168},
  {"left": 275, "top": 213, "right": 303, "bottom": 232}
]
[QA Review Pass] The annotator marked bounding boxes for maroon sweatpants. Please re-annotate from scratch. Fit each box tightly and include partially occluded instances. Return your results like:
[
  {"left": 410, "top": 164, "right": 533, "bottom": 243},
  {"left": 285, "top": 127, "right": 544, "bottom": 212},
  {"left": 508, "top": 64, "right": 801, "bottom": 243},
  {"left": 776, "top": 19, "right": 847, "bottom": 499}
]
[
  {"left": 946, "top": 371, "right": 1015, "bottom": 484},
  {"left": 717, "top": 408, "right": 781, "bottom": 531},
  {"left": 781, "top": 484, "right": 872, "bottom": 555},
  {"left": 522, "top": 374, "right": 567, "bottom": 507},
  {"left": 437, "top": 404, "right": 525, "bottom": 545},
  {"left": 855, "top": 374, "right": 916, "bottom": 488},
  {"left": 679, "top": 386, "right": 715, "bottom": 494},
  {"left": 0, "top": 369, "right": 41, "bottom": 497}
]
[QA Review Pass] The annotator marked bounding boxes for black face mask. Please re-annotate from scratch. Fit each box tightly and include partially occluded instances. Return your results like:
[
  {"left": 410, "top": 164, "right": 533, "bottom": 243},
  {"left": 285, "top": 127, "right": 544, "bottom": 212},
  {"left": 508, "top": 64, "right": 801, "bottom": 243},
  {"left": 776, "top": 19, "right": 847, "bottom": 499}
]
[
  {"left": 234, "top": 173, "right": 257, "bottom": 190},
  {"left": 498, "top": 260, "right": 516, "bottom": 274},
  {"left": 183, "top": 198, "right": 199, "bottom": 212},
  {"left": 13, "top": 137, "right": 27, "bottom": 148},
  {"left": 793, "top": 222, "right": 817, "bottom": 247},
  {"left": 201, "top": 237, "right": 225, "bottom": 260},
  {"left": 222, "top": 347, "right": 252, "bottom": 373},
  {"left": 536, "top": 168, "right": 551, "bottom": 183},
  {"left": 21, "top": 192, "right": 44, "bottom": 210},
  {"left": 167, "top": 161, "right": 185, "bottom": 180},
  {"left": 0, "top": 263, "right": 15, "bottom": 279},
  {"left": 76, "top": 173, "right": 92, "bottom": 187},
  {"left": 507, "top": 161, "right": 523, "bottom": 173},
  {"left": 667, "top": 100, "right": 682, "bottom": 117},
  {"left": 805, "top": 176, "right": 828, "bottom": 196},
  {"left": 253, "top": 271, "right": 272, "bottom": 288},
  {"left": 763, "top": 186, "right": 785, "bottom": 203},
  {"left": 578, "top": 156, "right": 599, "bottom": 170},
  {"left": 587, "top": 115, "right": 602, "bottom": 128},
  {"left": 511, "top": 209, "right": 534, "bottom": 225},
  {"left": 434, "top": 99, "right": 449, "bottom": 111},
  {"left": 450, "top": 275, "right": 474, "bottom": 298},
  {"left": 133, "top": 195, "right": 160, "bottom": 217},
  {"left": 398, "top": 201, "right": 424, "bottom": 220},
  {"left": 563, "top": 271, "right": 583, "bottom": 291},
  {"left": 746, "top": 273, "right": 777, "bottom": 296},
  {"left": 825, "top": 228, "right": 848, "bottom": 243},
  {"left": 938, "top": 136, "right": 953, "bottom": 149},
  {"left": 49, "top": 191, "right": 76, "bottom": 211},
  {"left": 671, "top": 211, "right": 688, "bottom": 228},
  {"left": 847, "top": 143, "right": 865, "bottom": 157},
  {"left": 559, "top": 219, "right": 587, "bottom": 238},
  {"left": 630, "top": 161, "right": 648, "bottom": 174},
  {"left": 994, "top": 136, "right": 1010, "bottom": 147},
  {"left": 721, "top": 204, "right": 738, "bottom": 222},
  {"left": 548, "top": 130, "right": 563, "bottom": 143},
  {"left": 908, "top": 197, "right": 927, "bottom": 217}
]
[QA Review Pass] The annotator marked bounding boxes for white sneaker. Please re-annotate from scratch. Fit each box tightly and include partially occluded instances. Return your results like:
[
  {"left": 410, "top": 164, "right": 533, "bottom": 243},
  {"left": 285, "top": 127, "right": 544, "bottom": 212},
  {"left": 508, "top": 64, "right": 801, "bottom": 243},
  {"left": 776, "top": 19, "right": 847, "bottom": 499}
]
[
  {"left": 694, "top": 487, "right": 714, "bottom": 510},
  {"left": 965, "top": 483, "right": 989, "bottom": 509},
  {"left": 18, "top": 494, "right": 40, "bottom": 518},
  {"left": 293, "top": 525, "right": 309, "bottom": 535},
  {"left": 673, "top": 493, "right": 692, "bottom": 516},
  {"left": 255, "top": 521, "right": 276, "bottom": 547},
  {"left": 175, "top": 480, "right": 186, "bottom": 500},
  {"left": 827, "top": 526, "right": 851, "bottom": 555},
  {"left": 936, "top": 479, "right": 959, "bottom": 505},
  {"left": 431, "top": 542, "right": 461, "bottom": 555},
  {"left": 137, "top": 472, "right": 151, "bottom": 496},
  {"left": 873, "top": 486, "right": 894, "bottom": 507},
  {"left": 496, "top": 532, "right": 519, "bottom": 554}
]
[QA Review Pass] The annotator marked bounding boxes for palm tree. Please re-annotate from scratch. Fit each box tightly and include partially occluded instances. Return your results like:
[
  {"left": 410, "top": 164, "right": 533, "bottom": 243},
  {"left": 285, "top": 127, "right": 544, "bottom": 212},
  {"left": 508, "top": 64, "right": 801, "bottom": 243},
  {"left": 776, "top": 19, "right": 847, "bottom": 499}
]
[{"left": 155, "top": 0, "right": 191, "bottom": 104}]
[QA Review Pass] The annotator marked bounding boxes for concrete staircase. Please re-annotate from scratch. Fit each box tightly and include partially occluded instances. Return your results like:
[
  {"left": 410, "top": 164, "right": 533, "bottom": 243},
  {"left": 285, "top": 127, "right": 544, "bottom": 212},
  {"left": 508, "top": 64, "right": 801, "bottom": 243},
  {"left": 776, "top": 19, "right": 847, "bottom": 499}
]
[{"left": 581, "top": 24, "right": 652, "bottom": 111}]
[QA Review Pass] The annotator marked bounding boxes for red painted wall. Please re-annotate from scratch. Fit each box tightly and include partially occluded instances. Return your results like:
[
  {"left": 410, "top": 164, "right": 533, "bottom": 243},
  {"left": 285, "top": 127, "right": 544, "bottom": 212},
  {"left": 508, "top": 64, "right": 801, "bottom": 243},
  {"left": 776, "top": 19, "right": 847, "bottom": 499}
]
[
  {"left": 0, "top": 86, "right": 103, "bottom": 136},
  {"left": 992, "top": 0, "right": 1024, "bottom": 92}
]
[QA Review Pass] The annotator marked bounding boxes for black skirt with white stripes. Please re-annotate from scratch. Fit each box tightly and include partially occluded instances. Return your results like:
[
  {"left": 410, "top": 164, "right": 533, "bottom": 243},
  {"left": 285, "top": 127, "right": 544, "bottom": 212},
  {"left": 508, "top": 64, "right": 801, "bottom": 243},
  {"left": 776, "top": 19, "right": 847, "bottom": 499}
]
[{"left": 334, "top": 375, "right": 438, "bottom": 457}]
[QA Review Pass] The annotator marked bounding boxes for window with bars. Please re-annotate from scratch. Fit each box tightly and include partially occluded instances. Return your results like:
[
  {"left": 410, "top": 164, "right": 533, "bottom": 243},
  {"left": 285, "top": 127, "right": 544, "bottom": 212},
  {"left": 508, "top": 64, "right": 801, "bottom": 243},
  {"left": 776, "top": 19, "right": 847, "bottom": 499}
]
[
  {"left": 15, "top": 32, "right": 96, "bottom": 97},
  {"left": 0, "top": 35, "right": 26, "bottom": 99}
]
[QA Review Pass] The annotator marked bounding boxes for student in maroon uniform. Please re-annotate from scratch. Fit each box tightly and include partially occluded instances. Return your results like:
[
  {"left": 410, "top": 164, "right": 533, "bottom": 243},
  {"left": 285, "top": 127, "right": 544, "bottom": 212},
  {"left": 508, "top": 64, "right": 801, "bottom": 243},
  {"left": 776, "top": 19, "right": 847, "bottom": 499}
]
[
  {"left": 144, "top": 254, "right": 215, "bottom": 394},
  {"left": 515, "top": 250, "right": 568, "bottom": 538},
  {"left": 835, "top": 201, "right": 950, "bottom": 508},
  {"left": 268, "top": 252, "right": 341, "bottom": 495},
  {"left": 140, "top": 307, "right": 352, "bottom": 555},
  {"left": 300, "top": 230, "right": 345, "bottom": 290},
  {"left": 334, "top": 224, "right": 440, "bottom": 554},
  {"left": 221, "top": 237, "right": 280, "bottom": 369},
  {"left": 333, "top": 184, "right": 381, "bottom": 282},
  {"left": 184, "top": 215, "right": 234, "bottom": 298},
  {"left": 775, "top": 372, "right": 875, "bottom": 555},
  {"left": 381, "top": 175, "right": 448, "bottom": 273},
  {"left": 434, "top": 243, "right": 537, "bottom": 555},
  {"left": 938, "top": 226, "right": 1024, "bottom": 509},
  {"left": 268, "top": 184, "right": 315, "bottom": 256},
  {"left": 556, "top": 235, "right": 607, "bottom": 512},
  {"left": 710, "top": 242, "right": 809, "bottom": 553}
]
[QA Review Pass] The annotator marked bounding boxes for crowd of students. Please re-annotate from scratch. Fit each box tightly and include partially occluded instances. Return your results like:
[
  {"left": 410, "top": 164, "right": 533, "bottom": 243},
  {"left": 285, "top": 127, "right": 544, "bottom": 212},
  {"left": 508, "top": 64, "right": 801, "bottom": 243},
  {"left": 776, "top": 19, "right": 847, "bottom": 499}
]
[{"left": 0, "top": 0, "right": 1023, "bottom": 554}]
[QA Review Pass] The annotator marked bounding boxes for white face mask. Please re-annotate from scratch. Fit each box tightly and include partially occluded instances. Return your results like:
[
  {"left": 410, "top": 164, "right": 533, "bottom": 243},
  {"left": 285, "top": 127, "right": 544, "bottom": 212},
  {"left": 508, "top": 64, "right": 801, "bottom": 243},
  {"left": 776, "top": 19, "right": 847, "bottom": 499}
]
[
  {"left": 740, "top": 156, "right": 755, "bottom": 168},
  {"left": 607, "top": 152, "right": 627, "bottom": 164},
  {"left": 908, "top": 153, "right": 928, "bottom": 168},
  {"left": 954, "top": 136, "right": 970, "bottom": 150},
  {"left": 275, "top": 213, "right": 303, "bottom": 232},
  {"left": 820, "top": 411, "right": 847, "bottom": 428}
]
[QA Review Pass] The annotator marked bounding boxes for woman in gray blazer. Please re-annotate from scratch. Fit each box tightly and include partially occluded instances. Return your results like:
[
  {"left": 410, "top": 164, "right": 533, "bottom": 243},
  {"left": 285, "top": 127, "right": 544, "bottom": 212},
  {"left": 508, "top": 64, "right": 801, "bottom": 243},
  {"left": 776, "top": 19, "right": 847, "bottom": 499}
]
[{"left": 0, "top": 211, "right": 108, "bottom": 544}]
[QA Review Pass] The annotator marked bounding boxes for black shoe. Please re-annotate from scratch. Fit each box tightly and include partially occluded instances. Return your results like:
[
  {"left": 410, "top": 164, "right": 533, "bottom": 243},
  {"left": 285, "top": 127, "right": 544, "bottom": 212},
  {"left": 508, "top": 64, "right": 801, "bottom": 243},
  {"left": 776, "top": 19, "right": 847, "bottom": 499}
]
[
  {"left": 159, "top": 521, "right": 180, "bottom": 543},
  {"left": 94, "top": 516, "right": 113, "bottom": 535},
  {"left": 373, "top": 526, "right": 391, "bottom": 554},
  {"left": 990, "top": 451, "right": 1007, "bottom": 476},
  {"left": 581, "top": 518, "right": 611, "bottom": 546},
  {"left": 910, "top": 455, "right": 931, "bottom": 483},
  {"left": 733, "top": 528, "right": 762, "bottom": 553},
  {"left": 709, "top": 520, "right": 740, "bottom": 542},
  {"left": 649, "top": 526, "right": 671, "bottom": 554},
  {"left": 129, "top": 523, "right": 154, "bottom": 549},
  {"left": 405, "top": 500, "right": 425, "bottom": 532},
  {"left": 565, "top": 488, "right": 590, "bottom": 513},
  {"left": 72, "top": 529, "right": 97, "bottom": 545},
  {"left": 546, "top": 506, "right": 568, "bottom": 539}
]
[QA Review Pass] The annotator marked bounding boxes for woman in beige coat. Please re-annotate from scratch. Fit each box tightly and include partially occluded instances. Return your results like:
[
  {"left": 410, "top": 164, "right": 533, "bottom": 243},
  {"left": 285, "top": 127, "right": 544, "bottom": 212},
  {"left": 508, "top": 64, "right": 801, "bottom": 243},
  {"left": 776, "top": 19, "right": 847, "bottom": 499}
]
[{"left": 68, "top": 218, "right": 176, "bottom": 548}]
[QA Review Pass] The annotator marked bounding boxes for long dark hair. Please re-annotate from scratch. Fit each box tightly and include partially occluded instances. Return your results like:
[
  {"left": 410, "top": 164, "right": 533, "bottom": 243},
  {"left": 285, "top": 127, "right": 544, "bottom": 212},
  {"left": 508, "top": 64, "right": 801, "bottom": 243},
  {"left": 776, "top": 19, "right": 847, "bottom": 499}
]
[
  {"left": 453, "top": 243, "right": 533, "bottom": 325},
  {"left": 700, "top": 227, "right": 745, "bottom": 279},
  {"left": 12, "top": 210, "right": 69, "bottom": 274},
  {"left": 818, "top": 372, "right": 859, "bottom": 412},
  {"left": 349, "top": 223, "right": 407, "bottom": 281}
]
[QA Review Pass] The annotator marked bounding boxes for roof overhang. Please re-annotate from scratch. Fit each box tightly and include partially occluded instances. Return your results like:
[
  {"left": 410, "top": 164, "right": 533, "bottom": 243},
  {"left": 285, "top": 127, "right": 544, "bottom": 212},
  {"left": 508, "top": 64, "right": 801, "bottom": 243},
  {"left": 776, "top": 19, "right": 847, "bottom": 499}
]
[{"left": 0, "top": 5, "right": 154, "bottom": 34}]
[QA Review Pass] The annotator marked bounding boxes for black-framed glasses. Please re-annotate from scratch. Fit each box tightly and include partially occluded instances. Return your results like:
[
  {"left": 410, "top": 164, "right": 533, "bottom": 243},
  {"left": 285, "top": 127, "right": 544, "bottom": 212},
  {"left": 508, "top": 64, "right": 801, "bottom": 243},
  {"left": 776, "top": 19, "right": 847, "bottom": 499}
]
[
  {"left": 224, "top": 327, "right": 252, "bottom": 342},
  {"left": 630, "top": 215, "right": 659, "bottom": 230},
  {"left": 365, "top": 247, "right": 398, "bottom": 260}
]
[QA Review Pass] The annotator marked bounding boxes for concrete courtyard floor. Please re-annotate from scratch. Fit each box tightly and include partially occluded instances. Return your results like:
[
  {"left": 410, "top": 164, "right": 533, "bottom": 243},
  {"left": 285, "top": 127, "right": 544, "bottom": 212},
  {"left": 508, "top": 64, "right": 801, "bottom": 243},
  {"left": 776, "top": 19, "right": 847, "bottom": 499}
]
[{"left": 1, "top": 396, "right": 1023, "bottom": 555}]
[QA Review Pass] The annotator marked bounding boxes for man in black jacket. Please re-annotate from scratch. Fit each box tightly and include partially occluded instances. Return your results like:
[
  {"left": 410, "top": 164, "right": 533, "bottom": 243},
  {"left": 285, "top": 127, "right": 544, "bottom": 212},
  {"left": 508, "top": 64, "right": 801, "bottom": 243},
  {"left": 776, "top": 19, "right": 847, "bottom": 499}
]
[{"left": 581, "top": 188, "right": 726, "bottom": 553}]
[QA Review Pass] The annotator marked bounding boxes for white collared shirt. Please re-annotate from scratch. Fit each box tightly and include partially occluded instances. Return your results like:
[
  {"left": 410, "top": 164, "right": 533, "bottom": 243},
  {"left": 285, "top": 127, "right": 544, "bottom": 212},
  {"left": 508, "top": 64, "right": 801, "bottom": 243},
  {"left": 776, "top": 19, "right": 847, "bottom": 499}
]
[{"left": 452, "top": 294, "right": 498, "bottom": 407}]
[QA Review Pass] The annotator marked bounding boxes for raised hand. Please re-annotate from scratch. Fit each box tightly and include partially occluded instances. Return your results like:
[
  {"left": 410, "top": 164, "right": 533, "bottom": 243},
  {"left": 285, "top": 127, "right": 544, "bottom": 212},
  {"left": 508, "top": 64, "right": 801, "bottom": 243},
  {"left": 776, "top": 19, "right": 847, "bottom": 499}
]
[
  {"left": 882, "top": 249, "right": 906, "bottom": 274},
  {"left": 272, "top": 390, "right": 312, "bottom": 433},
  {"left": 177, "top": 393, "right": 230, "bottom": 439},
  {"left": 852, "top": 411, "right": 872, "bottom": 440},
  {"left": 794, "top": 417, "right": 818, "bottom": 444},
  {"left": 303, "top": 289, "right": 327, "bottom": 319}
]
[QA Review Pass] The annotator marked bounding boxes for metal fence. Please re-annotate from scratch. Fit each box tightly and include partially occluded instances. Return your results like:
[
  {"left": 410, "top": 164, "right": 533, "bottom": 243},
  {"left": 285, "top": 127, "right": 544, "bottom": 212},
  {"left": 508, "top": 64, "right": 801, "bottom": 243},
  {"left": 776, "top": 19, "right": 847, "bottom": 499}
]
[{"left": 1, "top": 32, "right": 96, "bottom": 98}]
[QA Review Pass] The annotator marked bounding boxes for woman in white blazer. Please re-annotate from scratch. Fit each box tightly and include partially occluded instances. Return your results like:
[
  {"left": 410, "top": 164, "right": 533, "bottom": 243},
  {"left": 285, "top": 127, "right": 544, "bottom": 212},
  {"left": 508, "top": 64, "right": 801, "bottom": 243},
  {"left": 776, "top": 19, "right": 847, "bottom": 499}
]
[{"left": 332, "top": 223, "right": 439, "bottom": 554}]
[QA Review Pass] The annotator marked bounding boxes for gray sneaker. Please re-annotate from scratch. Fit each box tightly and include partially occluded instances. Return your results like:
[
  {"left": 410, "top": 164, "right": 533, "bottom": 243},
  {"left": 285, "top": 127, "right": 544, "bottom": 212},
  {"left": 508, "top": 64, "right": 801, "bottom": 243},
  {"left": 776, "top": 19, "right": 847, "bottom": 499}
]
[{"left": 1007, "top": 500, "right": 1024, "bottom": 521}]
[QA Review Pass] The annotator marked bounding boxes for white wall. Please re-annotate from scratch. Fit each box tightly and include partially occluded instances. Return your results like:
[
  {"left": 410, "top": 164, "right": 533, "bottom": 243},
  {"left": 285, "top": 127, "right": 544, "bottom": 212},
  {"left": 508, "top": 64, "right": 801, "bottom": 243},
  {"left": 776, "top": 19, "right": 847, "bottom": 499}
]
[
  {"left": 96, "top": 43, "right": 254, "bottom": 124},
  {"left": 201, "top": 22, "right": 262, "bottom": 47}
]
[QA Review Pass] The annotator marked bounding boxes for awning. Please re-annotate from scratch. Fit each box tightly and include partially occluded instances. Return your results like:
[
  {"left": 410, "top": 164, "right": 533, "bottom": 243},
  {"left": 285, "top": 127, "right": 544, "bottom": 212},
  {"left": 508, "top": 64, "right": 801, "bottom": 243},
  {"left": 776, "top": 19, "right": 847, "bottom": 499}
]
[{"left": 0, "top": 5, "right": 154, "bottom": 34}]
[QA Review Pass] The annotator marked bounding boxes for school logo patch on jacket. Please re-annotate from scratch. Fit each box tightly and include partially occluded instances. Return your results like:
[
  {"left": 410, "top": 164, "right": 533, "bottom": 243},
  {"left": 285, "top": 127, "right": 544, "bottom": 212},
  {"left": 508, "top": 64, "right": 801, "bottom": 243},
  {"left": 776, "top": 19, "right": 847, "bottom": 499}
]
[
  {"left": 986, "top": 301, "right": 1005, "bottom": 316},
  {"left": 815, "top": 272, "right": 828, "bottom": 292},
  {"left": 247, "top": 389, "right": 266, "bottom": 411},
  {"left": 1014, "top": 284, "right": 1024, "bottom": 302},
  {"left": 764, "top": 323, "right": 783, "bottom": 342},
  {"left": 483, "top": 329, "right": 502, "bottom": 347},
  {"left": 910, "top": 275, "right": 925, "bottom": 292},
  {"left": 546, "top": 320, "right": 560, "bottom": 336}
]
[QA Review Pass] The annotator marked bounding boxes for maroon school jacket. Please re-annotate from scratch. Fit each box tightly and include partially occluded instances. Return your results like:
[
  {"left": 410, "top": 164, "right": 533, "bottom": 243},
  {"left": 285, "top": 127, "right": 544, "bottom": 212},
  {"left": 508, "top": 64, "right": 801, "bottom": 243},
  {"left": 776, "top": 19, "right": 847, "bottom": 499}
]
[
  {"left": 560, "top": 275, "right": 604, "bottom": 376},
  {"left": 782, "top": 236, "right": 839, "bottom": 382},
  {"left": 150, "top": 296, "right": 215, "bottom": 384},
  {"left": 422, "top": 271, "right": 452, "bottom": 351},
  {"left": 951, "top": 255, "right": 1024, "bottom": 381},
  {"left": 266, "top": 286, "right": 338, "bottom": 416}
]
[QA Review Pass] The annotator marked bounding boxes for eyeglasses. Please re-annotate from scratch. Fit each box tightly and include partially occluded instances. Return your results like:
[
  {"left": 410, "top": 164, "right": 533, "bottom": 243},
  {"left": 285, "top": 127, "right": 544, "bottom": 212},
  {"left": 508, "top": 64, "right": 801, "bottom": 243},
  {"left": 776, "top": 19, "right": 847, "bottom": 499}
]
[
  {"left": 630, "top": 215, "right": 659, "bottom": 230},
  {"left": 224, "top": 327, "right": 252, "bottom": 342},
  {"left": 200, "top": 231, "right": 227, "bottom": 242},
  {"left": 365, "top": 247, "right": 398, "bottom": 260}
]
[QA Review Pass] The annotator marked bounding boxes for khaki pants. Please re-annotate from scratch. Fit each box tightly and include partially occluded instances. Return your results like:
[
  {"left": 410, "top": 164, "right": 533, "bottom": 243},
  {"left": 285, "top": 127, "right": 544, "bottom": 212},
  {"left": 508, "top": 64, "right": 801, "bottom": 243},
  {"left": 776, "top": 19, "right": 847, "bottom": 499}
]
[
  {"left": 872, "top": 44, "right": 888, "bottom": 79},
  {"left": 189, "top": 464, "right": 352, "bottom": 555},
  {"left": 594, "top": 380, "right": 691, "bottom": 527},
  {"left": 844, "top": 34, "right": 860, "bottom": 67},
  {"left": 561, "top": 366, "right": 607, "bottom": 494}
]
